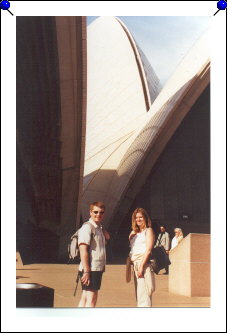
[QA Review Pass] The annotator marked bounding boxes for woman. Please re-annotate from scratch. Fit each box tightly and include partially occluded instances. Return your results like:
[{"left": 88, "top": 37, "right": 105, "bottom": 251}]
[
  {"left": 170, "top": 228, "right": 184, "bottom": 250},
  {"left": 129, "top": 208, "right": 155, "bottom": 307}
]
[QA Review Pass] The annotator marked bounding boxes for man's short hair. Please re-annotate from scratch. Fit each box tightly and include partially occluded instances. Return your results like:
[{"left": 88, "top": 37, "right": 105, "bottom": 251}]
[{"left": 90, "top": 202, "right": 105, "bottom": 211}]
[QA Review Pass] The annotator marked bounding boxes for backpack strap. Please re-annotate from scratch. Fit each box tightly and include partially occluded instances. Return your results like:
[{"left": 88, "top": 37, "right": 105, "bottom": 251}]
[
  {"left": 83, "top": 221, "right": 96, "bottom": 241},
  {"left": 157, "top": 233, "right": 164, "bottom": 246},
  {"left": 70, "top": 221, "right": 95, "bottom": 240}
]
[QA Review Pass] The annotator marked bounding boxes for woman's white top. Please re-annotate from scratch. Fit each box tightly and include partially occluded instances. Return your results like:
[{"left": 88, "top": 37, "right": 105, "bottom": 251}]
[{"left": 130, "top": 230, "right": 147, "bottom": 260}]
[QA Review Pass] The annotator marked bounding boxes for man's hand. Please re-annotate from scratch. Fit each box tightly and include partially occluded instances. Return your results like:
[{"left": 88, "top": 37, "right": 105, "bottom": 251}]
[{"left": 81, "top": 272, "right": 90, "bottom": 286}]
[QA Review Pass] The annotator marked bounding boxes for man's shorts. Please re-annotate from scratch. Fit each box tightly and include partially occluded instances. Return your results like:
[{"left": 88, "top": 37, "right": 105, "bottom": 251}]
[{"left": 79, "top": 271, "right": 103, "bottom": 291}]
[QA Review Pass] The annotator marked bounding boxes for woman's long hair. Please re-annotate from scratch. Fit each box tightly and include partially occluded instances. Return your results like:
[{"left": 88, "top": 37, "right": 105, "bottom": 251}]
[{"left": 131, "top": 208, "right": 152, "bottom": 233}]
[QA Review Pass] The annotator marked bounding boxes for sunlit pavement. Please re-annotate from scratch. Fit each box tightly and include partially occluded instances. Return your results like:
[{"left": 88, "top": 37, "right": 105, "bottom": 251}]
[{"left": 16, "top": 263, "right": 210, "bottom": 308}]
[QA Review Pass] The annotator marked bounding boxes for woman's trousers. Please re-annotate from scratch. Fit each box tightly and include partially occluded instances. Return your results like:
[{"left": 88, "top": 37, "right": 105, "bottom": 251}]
[{"left": 133, "top": 262, "right": 156, "bottom": 307}]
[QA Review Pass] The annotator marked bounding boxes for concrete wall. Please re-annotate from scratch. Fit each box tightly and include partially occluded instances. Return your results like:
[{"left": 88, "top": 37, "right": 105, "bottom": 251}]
[
  {"left": 16, "top": 17, "right": 87, "bottom": 262},
  {"left": 55, "top": 17, "right": 87, "bottom": 257},
  {"left": 169, "top": 233, "right": 210, "bottom": 297}
]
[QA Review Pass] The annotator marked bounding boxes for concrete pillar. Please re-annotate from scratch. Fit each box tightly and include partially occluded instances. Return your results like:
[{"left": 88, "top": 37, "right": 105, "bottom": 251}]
[{"left": 169, "top": 233, "right": 210, "bottom": 297}]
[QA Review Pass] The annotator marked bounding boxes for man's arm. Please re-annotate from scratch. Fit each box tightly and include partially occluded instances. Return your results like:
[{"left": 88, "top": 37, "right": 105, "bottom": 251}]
[{"left": 79, "top": 244, "right": 91, "bottom": 286}]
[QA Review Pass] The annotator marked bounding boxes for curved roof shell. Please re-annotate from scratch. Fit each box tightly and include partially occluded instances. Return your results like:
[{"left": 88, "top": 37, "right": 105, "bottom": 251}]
[{"left": 82, "top": 17, "right": 210, "bottom": 227}]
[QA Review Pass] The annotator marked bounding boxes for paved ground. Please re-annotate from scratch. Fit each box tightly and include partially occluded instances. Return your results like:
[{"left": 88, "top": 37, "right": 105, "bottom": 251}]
[{"left": 16, "top": 263, "right": 210, "bottom": 308}]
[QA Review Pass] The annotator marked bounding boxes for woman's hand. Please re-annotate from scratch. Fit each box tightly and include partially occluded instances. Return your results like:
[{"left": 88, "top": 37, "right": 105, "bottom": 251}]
[{"left": 137, "top": 265, "right": 144, "bottom": 278}]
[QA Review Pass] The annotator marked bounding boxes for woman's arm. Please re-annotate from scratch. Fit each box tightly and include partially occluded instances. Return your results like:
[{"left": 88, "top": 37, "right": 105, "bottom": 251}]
[
  {"left": 102, "top": 229, "right": 110, "bottom": 241},
  {"left": 129, "top": 230, "right": 136, "bottom": 241},
  {"left": 138, "top": 228, "right": 154, "bottom": 278}
]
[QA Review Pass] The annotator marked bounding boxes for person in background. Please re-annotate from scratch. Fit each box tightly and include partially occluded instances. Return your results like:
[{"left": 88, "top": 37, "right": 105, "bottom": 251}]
[
  {"left": 170, "top": 227, "right": 184, "bottom": 250},
  {"left": 154, "top": 225, "right": 170, "bottom": 274},
  {"left": 129, "top": 208, "right": 156, "bottom": 307}
]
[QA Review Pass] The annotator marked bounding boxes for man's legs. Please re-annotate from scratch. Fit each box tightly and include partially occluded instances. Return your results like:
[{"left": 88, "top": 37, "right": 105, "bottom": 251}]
[
  {"left": 85, "top": 290, "right": 98, "bottom": 307},
  {"left": 78, "top": 290, "right": 87, "bottom": 307},
  {"left": 78, "top": 290, "right": 98, "bottom": 307}
]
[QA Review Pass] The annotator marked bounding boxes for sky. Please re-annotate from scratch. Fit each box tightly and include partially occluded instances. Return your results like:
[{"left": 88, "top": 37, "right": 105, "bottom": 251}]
[{"left": 87, "top": 16, "right": 210, "bottom": 86}]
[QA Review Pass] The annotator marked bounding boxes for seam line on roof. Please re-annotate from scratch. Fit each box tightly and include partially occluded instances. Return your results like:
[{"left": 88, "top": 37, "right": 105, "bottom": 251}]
[{"left": 115, "top": 17, "right": 151, "bottom": 112}]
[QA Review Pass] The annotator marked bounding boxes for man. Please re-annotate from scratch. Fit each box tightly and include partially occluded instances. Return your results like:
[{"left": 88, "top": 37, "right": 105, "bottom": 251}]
[
  {"left": 78, "top": 202, "right": 108, "bottom": 307},
  {"left": 154, "top": 225, "right": 170, "bottom": 274}
]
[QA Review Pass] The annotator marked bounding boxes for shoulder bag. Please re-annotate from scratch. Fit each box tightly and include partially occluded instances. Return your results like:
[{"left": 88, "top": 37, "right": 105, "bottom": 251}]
[{"left": 150, "top": 233, "right": 171, "bottom": 274}]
